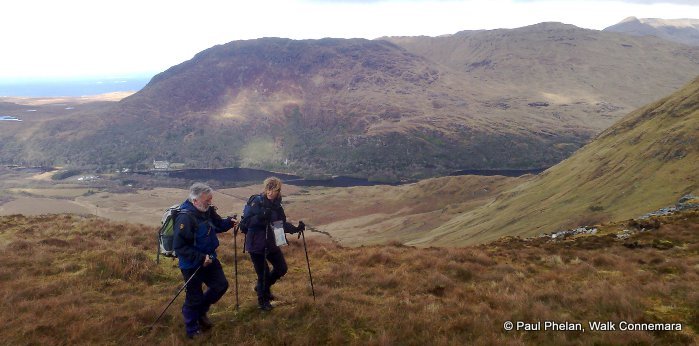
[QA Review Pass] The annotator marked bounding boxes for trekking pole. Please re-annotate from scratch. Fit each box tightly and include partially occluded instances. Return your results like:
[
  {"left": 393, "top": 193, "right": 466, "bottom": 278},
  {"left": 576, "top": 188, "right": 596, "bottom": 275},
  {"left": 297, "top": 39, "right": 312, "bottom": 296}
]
[
  {"left": 148, "top": 265, "right": 201, "bottom": 331},
  {"left": 300, "top": 229, "right": 316, "bottom": 301},
  {"left": 262, "top": 220, "right": 269, "bottom": 305},
  {"left": 233, "top": 225, "right": 240, "bottom": 311}
]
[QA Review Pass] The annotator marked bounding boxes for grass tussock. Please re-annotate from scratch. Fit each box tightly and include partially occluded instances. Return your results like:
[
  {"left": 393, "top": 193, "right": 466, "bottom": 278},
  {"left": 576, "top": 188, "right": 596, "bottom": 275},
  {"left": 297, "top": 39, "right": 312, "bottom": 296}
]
[{"left": 0, "top": 211, "right": 697, "bottom": 344}]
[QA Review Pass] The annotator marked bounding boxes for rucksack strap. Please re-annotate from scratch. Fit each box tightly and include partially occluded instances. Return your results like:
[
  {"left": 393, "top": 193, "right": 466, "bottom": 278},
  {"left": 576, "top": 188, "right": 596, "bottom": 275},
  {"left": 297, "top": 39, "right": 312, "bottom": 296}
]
[{"left": 178, "top": 210, "right": 199, "bottom": 247}]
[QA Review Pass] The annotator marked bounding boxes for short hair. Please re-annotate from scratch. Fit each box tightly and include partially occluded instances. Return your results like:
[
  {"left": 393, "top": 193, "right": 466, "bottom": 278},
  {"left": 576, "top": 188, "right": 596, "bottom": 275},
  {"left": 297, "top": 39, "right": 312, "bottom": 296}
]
[
  {"left": 263, "top": 177, "right": 282, "bottom": 192},
  {"left": 189, "top": 182, "right": 213, "bottom": 202}
]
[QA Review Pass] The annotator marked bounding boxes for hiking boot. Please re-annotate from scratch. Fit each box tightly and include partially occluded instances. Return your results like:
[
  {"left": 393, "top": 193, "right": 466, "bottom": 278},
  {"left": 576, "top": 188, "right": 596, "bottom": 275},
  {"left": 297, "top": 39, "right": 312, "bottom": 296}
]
[
  {"left": 254, "top": 286, "right": 276, "bottom": 301},
  {"left": 258, "top": 301, "right": 274, "bottom": 311},
  {"left": 187, "top": 330, "right": 203, "bottom": 339},
  {"left": 199, "top": 315, "right": 213, "bottom": 331}
]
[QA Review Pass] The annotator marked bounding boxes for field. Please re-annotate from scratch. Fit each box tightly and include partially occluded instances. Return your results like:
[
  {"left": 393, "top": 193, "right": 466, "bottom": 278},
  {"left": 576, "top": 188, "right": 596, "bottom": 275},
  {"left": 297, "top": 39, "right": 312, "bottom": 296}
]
[{"left": 0, "top": 165, "right": 523, "bottom": 246}]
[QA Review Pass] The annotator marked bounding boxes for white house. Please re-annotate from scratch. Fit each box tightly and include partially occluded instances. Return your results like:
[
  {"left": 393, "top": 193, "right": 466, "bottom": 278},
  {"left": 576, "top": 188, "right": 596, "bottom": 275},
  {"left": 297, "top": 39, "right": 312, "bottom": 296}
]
[{"left": 153, "top": 160, "right": 170, "bottom": 170}]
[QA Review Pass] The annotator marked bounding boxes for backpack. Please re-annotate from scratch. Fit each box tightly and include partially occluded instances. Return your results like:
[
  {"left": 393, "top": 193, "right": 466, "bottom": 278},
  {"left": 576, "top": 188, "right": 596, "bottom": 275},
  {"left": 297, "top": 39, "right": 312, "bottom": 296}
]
[
  {"left": 156, "top": 204, "right": 194, "bottom": 264},
  {"left": 238, "top": 194, "right": 260, "bottom": 235}
]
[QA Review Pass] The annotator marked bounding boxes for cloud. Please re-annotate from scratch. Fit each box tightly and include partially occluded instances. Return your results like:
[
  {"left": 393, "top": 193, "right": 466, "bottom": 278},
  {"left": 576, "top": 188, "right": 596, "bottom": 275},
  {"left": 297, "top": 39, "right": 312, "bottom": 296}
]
[
  {"left": 617, "top": 0, "right": 698, "bottom": 3},
  {"left": 515, "top": 0, "right": 698, "bottom": 4},
  {"left": 305, "top": 0, "right": 456, "bottom": 2}
]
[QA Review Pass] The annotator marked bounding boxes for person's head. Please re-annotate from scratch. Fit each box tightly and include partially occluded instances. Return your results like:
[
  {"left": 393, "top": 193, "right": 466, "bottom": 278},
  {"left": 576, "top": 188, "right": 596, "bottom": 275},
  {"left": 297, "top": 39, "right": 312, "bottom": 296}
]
[
  {"left": 189, "top": 182, "right": 213, "bottom": 212},
  {"left": 263, "top": 177, "right": 282, "bottom": 201}
]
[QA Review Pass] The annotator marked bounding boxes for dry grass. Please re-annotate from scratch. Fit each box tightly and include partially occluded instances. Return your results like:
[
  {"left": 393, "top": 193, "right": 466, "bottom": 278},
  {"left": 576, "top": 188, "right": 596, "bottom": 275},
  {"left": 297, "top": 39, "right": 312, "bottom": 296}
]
[
  {"left": 284, "top": 175, "right": 525, "bottom": 246},
  {"left": 0, "top": 210, "right": 697, "bottom": 345}
]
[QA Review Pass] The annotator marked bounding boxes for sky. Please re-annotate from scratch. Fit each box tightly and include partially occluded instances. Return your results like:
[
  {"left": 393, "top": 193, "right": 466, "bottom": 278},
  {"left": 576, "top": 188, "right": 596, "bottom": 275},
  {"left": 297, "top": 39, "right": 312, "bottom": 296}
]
[{"left": 1, "top": 0, "right": 699, "bottom": 80}]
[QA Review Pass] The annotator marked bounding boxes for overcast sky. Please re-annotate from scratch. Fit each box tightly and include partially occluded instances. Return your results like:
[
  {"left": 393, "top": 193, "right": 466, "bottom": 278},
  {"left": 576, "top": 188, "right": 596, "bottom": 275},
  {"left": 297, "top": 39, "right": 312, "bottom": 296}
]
[{"left": 2, "top": 0, "right": 698, "bottom": 80}]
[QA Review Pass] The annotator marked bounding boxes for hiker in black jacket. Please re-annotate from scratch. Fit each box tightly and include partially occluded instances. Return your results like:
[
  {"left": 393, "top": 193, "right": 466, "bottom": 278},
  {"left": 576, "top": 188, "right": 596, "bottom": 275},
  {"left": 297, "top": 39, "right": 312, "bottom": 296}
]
[
  {"left": 173, "top": 183, "right": 237, "bottom": 338},
  {"left": 240, "top": 177, "right": 304, "bottom": 311}
]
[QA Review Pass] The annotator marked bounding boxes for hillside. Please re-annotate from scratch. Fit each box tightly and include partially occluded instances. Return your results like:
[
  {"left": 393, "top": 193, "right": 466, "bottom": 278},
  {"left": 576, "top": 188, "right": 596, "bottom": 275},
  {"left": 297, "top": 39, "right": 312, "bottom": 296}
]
[
  {"left": 604, "top": 17, "right": 699, "bottom": 46},
  {"left": 1, "top": 37, "right": 589, "bottom": 180},
  {"left": 284, "top": 174, "right": 528, "bottom": 246},
  {"left": 3, "top": 23, "right": 699, "bottom": 180},
  {"left": 0, "top": 212, "right": 696, "bottom": 344},
  {"left": 406, "top": 75, "right": 699, "bottom": 246},
  {"left": 383, "top": 22, "right": 699, "bottom": 109}
]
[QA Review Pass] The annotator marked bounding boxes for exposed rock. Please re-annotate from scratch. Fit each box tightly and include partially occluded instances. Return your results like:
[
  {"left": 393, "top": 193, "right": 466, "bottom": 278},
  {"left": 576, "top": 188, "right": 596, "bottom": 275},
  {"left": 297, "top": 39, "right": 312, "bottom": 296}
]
[
  {"left": 547, "top": 226, "right": 598, "bottom": 240},
  {"left": 638, "top": 194, "right": 699, "bottom": 219},
  {"left": 616, "top": 229, "right": 633, "bottom": 240}
]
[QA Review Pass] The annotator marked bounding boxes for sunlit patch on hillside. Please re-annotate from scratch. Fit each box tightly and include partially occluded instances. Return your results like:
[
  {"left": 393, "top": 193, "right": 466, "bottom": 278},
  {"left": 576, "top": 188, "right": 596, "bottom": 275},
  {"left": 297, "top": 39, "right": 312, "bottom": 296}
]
[{"left": 215, "top": 89, "right": 304, "bottom": 122}]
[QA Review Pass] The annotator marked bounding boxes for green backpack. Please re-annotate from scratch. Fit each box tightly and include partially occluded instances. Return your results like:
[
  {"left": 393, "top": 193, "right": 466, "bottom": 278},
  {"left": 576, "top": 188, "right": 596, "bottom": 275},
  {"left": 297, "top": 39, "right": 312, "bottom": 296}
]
[{"left": 156, "top": 204, "right": 194, "bottom": 263}]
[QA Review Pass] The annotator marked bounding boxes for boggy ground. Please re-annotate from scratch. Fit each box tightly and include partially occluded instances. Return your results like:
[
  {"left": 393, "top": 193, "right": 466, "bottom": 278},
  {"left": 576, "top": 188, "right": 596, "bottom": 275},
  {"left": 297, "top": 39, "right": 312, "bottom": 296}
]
[{"left": 0, "top": 211, "right": 697, "bottom": 345}]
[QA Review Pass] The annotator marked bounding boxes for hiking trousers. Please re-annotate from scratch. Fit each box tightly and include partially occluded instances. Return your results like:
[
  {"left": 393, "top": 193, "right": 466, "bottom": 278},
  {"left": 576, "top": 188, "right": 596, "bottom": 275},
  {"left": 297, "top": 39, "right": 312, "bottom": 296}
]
[
  {"left": 180, "top": 259, "right": 228, "bottom": 335},
  {"left": 250, "top": 249, "right": 288, "bottom": 303}
]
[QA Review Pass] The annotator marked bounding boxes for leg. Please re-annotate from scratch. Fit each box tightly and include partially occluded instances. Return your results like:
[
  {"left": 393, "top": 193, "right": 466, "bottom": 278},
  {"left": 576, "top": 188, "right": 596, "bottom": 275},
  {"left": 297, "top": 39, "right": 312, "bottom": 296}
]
[
  {"left": 201, "top": 259, "right": 229, "bottom": 311},
  {"left": 249, "top": 252, "right": 269, "bottom": 306},
  {"left": 198, "top": 259, "right": 228, "bottom": 328},
  {"left": 180, "top": 267, "right": 203, "bottom": 337},
  {"left": 265, "top": 250, "right": 288, "bottom": 293}
]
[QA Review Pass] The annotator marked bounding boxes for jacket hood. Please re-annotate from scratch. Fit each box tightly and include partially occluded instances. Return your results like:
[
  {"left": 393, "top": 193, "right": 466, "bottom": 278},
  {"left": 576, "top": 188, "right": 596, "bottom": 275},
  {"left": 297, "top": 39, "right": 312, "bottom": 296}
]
[{"left": 180, "top": 199, "right": 203, "bottom": 214}]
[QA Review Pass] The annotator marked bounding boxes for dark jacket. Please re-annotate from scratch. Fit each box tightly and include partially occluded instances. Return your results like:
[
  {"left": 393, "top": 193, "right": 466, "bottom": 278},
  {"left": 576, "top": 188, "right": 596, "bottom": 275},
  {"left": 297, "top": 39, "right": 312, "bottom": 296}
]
[
  {"left": 173, "top": 199, "right": 234, "bottom": 269},
  {"left": 242, "top": 194, "right": 298, "bottom": 254}
]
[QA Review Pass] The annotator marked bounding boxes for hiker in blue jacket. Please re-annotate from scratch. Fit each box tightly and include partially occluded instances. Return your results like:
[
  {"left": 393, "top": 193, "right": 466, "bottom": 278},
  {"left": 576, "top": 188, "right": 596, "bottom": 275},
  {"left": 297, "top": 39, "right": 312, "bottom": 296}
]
[
  {"left": 240, "top": 177, "right": 304, "bottom": 311},
  {"left": 173, "top": 182, "right": 237, "bottom": 338}
]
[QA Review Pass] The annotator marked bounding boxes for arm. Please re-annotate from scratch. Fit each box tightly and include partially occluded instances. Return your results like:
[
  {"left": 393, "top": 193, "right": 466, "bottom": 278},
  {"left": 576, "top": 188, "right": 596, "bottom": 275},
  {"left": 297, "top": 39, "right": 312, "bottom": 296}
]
[
  {"left": 280, "top": 207, "right": 304, "bottom": 234},
  {"left": 208, "top": 206, "right": 234, "bottom": 233},
  {"left": 173, "top": 214, "right": 206, "bottom": 266}
]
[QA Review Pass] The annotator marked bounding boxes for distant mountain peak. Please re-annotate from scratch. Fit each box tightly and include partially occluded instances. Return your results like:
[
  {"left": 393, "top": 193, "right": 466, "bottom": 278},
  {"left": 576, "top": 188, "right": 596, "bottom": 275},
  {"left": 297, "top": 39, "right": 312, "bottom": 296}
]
[
  {"left": 637, "top": 17, "right": 699, "bottom": 28},
  {"left": 605, "top": 17, "right": 699, "bottom": 46}
]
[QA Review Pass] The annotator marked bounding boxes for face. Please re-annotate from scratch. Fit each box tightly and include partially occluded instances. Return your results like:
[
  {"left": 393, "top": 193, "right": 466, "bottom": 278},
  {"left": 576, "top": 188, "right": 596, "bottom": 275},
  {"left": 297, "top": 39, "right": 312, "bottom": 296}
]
[
  {"left": 265, "top": 188, "right": 280, "bottom": 201},
  {"left": 193, "top": 192, "right": 213, "bottom": 212}
]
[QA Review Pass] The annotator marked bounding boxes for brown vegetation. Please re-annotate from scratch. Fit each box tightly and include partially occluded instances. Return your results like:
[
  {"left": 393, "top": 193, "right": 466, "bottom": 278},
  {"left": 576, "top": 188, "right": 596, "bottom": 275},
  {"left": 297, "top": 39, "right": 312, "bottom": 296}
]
[{"left": 0, "top": 210, "right": 697, "bottom": 344}]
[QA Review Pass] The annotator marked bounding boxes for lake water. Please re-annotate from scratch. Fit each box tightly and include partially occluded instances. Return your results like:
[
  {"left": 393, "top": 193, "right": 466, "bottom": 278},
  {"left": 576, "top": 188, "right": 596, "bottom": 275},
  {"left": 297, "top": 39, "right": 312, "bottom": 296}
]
[{"left": 138, "top": 166, "right": 546, "bottom": 188}]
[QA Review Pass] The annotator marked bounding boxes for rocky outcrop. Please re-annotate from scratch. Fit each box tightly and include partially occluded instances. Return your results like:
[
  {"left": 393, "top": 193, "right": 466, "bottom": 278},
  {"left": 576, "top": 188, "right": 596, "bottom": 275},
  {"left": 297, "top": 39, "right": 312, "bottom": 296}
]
[{"left": 638, "top": 194, "right": 699, "bottom": 219}]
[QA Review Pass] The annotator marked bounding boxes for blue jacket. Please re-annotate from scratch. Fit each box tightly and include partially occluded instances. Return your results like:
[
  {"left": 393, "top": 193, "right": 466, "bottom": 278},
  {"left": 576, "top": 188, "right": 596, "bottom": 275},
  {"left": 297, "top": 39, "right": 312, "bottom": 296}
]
[
  {"left": 242, "top": 194, "right": 298, "bottom": 254},
  {"left": 173, "top": 199, "right": 234, "bottom": 269}
]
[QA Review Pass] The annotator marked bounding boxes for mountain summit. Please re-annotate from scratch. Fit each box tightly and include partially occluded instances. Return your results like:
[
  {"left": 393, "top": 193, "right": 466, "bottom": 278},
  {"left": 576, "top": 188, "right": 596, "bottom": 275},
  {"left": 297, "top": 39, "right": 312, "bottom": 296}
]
[{"left": 604, "top": 17, "right": 699, "bottom": 46}]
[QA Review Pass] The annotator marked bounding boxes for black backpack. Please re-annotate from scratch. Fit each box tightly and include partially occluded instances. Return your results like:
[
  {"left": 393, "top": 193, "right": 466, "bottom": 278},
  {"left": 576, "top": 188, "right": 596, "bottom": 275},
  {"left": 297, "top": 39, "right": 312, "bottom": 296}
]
[{"left": 238, "top": 194, "right": 260, "bottom": 235}]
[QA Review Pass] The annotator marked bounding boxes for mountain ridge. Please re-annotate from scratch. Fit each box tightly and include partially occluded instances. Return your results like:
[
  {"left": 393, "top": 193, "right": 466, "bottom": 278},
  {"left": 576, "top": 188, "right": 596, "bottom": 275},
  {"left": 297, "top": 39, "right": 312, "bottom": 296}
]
[
  {"left": 604, "top": 17, "right": 699, "bottom": 46},
  {"left": 2, "top": 23, "right": 699, "bottom": 181}
]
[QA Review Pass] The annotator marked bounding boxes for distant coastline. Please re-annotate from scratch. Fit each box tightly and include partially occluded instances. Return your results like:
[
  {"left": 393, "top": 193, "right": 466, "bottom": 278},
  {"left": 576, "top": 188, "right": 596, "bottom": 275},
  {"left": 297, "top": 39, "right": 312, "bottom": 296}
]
[{"left": 0, "top": 76, "right": 152, "bottom": 97}]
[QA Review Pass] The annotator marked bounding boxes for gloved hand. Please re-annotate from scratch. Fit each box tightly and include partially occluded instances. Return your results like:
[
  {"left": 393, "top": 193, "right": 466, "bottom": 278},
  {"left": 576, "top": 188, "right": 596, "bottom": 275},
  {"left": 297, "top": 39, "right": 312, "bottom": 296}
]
[
  {"left": 203, "top": 254, "right": 213, "bottom": 267},
  {"left": 297, "top": 221, "right": 305, "bottom": 233}
]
